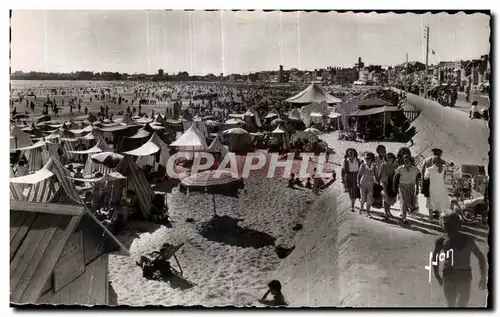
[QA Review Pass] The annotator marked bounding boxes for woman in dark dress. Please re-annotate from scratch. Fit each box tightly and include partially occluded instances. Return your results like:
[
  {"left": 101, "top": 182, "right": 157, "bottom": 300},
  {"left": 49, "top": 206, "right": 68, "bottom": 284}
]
[
  {"left": 342, "top": 148, "right": 362, "bottom": 212},
  {"left": 379, "top": 152, "right": 399, "bottom": 220}
]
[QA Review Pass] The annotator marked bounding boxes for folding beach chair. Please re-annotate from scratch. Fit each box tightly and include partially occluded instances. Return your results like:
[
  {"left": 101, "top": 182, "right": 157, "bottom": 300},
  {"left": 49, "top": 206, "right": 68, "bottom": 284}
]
[{"left": 138, "top": 243, "right": 185, "bottom": 277}]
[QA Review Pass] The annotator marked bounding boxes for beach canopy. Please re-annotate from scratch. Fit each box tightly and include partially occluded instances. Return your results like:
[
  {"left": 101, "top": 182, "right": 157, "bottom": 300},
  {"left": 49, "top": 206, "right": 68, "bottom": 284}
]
[
  {"left": 225, "top": 118, "right": 245, "bottom": 125},
  {"left": 346, "top": 105, "right": 401, "bottom": 117},
  {"left": 68, "top": 171, "right": 126, "bottom": 183},
  {"left": 69, "top": 138, "right": 113, "bottom": 154},
  {"left": 286, "top": 83, "right": 341, "bottom": 104},
  {"left": 10, "top": 168, "right": 54, "bottom": 184},
  {"left": 116, "top": 156, "right": 153, "bottom": 218},
  {"left": 91, "top": 152, "right": 124, "bottom": 168},
  {"left": 123, "top": 132, "right": 169, "bottom": 158},
  {"left": 69, "top": 125, "right": 93, "bottom": 135},
  {"left": 170, "top": 124, "right": 208, "bottom": 150},
  {"left": 181, "top": 170, "right": 240, "bottom": 188},
  {"left": 224, "top": 127, "right": 249, "bottom": 135},
  {"left": 304, "top": 127, "right": 323, "bottom": 136},
  {"left": 128, "top": 127, "right": 151, "bottom": 139},
  {"left": 328, "top": 112, "right": 342, "bottom": 119},
  {"left": 272, "top": 125, "right": 286, "bottom": 134}
]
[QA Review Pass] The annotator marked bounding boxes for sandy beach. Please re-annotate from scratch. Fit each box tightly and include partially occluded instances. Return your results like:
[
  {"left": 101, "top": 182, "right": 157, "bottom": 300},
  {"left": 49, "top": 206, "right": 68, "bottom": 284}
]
[{"left": 109, "top": 178, "right": 315, "bottom": 306}]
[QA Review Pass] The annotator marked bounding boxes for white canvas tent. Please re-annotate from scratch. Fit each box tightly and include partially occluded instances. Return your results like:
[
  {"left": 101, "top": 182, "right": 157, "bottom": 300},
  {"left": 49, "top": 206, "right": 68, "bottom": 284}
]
[
  {"left": 170, "top": 124, "right": 208, "bottom": 150},
  {"left": 286, "top": 83, "right": 342, "bottom": 104},
  {"left": 207, "top": 136, "right": 229, "bottom": 163},
  {"left": 123, "top": 132, "right": 170, "bottom": 168}
]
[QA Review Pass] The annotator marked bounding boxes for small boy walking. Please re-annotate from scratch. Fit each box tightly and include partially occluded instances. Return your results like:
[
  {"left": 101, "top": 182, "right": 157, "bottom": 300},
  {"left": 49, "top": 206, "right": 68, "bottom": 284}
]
[{"left": 432, "top": 211, "right": 487, "bottom": 307}]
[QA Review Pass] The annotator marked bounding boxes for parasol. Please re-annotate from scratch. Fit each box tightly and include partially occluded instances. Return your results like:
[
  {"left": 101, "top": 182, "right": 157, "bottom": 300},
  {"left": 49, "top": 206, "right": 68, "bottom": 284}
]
[{"left": 181, "top": 170, "right": 241, "bottom": 215}]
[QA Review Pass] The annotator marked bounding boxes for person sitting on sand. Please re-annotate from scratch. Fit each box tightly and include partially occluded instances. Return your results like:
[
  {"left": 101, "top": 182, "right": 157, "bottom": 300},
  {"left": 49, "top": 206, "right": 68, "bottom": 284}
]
[
  {"left": 259, "top": 280, "right": 287, "bottom": 307},
  {"left": 288, "top": 173, "right": 296, "bottom": 188},
  {"left": 433, "top": 211, "right": 487, "bottom": 307},
  {"left": 305, "top": 178, "right": 312, "bottom": 189}
]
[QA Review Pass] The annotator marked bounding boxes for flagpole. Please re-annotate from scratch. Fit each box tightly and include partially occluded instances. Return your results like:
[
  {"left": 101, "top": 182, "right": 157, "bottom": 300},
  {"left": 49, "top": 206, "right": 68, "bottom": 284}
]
[{"left": 424, "top": 26, "right": 430, "bottom": 99}]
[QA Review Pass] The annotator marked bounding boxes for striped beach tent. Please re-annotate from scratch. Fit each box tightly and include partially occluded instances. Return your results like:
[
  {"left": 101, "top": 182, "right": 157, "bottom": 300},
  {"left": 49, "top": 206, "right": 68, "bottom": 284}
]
[
  {"left": 10, "top": 167, "right": 24, "bottom": 201},
  {"left": 116, "top": 156, "right": 153, "bottom": 218},
  {"left": 123, "top": 132, "right": 170, "bottom": 168},
  {"left": 11, "top": 165, "right": 58, "bottom": 203}
]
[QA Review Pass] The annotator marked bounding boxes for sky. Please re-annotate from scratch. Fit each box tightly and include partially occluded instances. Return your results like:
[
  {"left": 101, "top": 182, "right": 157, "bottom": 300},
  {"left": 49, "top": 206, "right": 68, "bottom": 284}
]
[{"left": 10, "top": 10, "right": 490, "bottom": 75}]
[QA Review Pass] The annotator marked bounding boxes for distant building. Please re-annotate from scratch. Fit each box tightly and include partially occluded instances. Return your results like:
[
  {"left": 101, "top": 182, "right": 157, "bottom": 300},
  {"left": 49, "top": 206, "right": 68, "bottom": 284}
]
[
  {"left": 279, "top": 65, "right": 284, "bottom": 83},
  {"left": 158, "top": 69, "right": 164, "bottom": 76},
  {"left": 332, "top": 67, "right": 358, "bottom": 85},
  {"left": 355, "top": 57, "right": 365, "bottom": 70}
]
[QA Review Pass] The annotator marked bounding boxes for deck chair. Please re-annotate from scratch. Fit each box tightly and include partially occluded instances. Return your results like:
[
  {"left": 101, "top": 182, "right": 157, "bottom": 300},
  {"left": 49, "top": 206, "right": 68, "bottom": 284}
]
[{"left": 138, "top": 243, "right": 185, "bottom": 277}]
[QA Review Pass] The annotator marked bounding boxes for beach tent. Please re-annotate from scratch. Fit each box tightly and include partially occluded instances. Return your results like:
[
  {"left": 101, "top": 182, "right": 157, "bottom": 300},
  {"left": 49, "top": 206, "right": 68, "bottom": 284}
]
[
  {"left": 10, "top": 126, "right": 33, "bottom": 150},
  {"left": 299, "top": 101, "right": 330, "bottom": 128},
  {"left": 264, "top": 108, "right": 281, "bottom": 120},
  {"left": 286, "top": 83, "right": 342, "bottom": 104},
  {"left": 10, "top": 167, "right": 25, "bottom": 201},
  {"left": 170, "top": 124, "right": 208, "bottom": 151},
  {"left": 122, "top": 132, "right": 170, "bottom": 168},
  {"left": 128, "top": 127, "right": 151, "bottom": 139},
  {"left": 69, "top": 124, "right": 93, "bottom": 136},
  {"left": 288, "top": 108, "right": 302, "bottom": 121},
  {"left": 183, "top": 120, "right": 208, "bottom": 138},
  {"left": 223, "top": 128, "right": 252, "bottom": 152},
  {"left": 116, "top": 156, "right": 153, "bottom": 218},
  {"left": 13, "top": 141, "right": 52, "bottom": 173},
  {"left": 207, "top": 136, "right": 229, "bottom": 163},
  {"left": 10, "top": 157, "right": 81, "bottom": 204},
  {"left": 84, "top": 151, "right": 122, "bottom": 176},
  {"left": 271, "top": 125, "right": 290, "bottom": 150},
  {"left": 304, "top": 127, "right": 323, "bottom": 136},
  {"left": 70, "top": 137, "right": 113, "bottom": 155}
]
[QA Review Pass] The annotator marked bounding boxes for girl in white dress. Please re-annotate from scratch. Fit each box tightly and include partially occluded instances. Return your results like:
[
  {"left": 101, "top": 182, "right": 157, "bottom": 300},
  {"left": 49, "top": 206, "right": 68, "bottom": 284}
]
[{"left": 424, "top": 157, "right": 450, "bottom": 213}]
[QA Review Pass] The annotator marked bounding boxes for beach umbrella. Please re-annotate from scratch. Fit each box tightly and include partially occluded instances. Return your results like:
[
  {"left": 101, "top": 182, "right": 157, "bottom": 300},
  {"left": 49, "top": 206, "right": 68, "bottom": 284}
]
[
  {"left": 181, "top": 170, "right": 241, "bottom": 215},
  {"left": 304, "top": 127, "right": 323, "bottom": 136},
  {"left": 91, "top": 152, "right": 124, "bottom": 168}
]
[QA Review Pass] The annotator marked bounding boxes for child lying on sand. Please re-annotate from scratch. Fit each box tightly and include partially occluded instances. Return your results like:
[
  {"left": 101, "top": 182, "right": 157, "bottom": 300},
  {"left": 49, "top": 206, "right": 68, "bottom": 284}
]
[{"left": 259, "top": 280, "right": 287, "bottom": 307}]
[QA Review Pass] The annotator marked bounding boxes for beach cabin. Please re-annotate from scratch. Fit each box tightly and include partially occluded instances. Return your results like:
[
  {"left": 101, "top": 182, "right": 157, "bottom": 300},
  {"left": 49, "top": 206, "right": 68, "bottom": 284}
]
[{"left": 10, "top": 201, "right": 129, "bottom": 306}]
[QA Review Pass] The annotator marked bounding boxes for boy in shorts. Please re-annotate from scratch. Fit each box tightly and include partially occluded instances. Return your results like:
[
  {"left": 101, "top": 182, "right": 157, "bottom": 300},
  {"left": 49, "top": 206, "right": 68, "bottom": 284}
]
[{"left": 432, "top": 211, "right": 487, "bottom": 307}]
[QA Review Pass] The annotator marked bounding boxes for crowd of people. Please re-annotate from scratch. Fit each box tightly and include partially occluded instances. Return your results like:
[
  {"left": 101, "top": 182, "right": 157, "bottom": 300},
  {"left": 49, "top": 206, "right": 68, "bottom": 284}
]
[{"left": 341, "top": 145, "right": 450, "bottom": 224}]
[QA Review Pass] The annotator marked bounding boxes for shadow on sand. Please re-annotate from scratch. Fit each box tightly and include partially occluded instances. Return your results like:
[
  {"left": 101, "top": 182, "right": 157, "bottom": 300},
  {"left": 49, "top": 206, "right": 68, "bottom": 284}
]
[
  {"left": 198, "top": 215, "right": 276, "bottom": 248},
  {"left": 116, "top": 221, "right": 163, "bottom": 250},
  {"left": 367, "top": 209, "right": 488, "bottom": 242}
]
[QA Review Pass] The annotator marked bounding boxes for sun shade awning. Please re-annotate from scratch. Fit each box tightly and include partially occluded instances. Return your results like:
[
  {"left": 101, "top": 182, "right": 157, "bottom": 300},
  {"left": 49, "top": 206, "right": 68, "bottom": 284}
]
[{"left": 10, "top": 168, "right": 53, "bottom": 184}]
